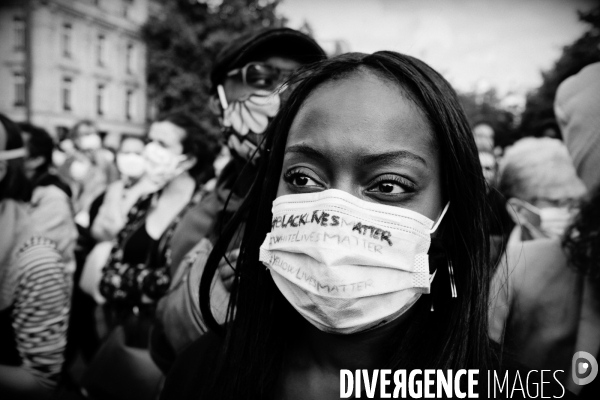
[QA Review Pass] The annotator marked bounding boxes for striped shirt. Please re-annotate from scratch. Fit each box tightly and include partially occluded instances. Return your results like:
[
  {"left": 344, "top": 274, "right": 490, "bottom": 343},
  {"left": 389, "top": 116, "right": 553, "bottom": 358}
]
[{"left": 12, "top": 236, "right": 72, "bottom": 388}]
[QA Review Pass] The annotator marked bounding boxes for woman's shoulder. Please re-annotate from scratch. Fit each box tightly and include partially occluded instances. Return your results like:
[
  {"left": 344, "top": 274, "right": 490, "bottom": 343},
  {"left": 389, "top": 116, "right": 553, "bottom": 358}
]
[{"left": 160, "top": 331, "right": 224, "bottom": 399}]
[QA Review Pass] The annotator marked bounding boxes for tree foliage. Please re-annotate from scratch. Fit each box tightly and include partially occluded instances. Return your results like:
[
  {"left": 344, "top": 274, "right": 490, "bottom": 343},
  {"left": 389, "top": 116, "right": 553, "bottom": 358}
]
[
  {"left": 457, "top": 89, "right": 519, "bottom": 149},
  {"left": 518, "top": 5, "right": 600, "bottom": 138},
  {"left": 143, "top": 0, "right": 287, "bottom": 138}
]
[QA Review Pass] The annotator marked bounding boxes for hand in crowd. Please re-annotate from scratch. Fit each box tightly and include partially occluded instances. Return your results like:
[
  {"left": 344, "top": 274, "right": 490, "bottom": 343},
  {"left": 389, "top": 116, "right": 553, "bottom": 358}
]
[{"left": 218, "top": 248, "right": 239, "bottom": 292}]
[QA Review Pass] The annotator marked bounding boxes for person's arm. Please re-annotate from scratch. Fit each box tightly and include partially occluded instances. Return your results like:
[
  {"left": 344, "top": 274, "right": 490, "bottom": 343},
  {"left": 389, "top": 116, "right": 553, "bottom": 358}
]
[
  {"left": 488, "top": 256, "right": 514, "bottom": 344},
  {"left": 29, "top": 187, "right": 78, "bottom": 258},
  {"left": 0, "top": 238, "right": 71, "bottom": 397},
  {"left": 90, "top": 185, "right": 124, "bottom": 242}
]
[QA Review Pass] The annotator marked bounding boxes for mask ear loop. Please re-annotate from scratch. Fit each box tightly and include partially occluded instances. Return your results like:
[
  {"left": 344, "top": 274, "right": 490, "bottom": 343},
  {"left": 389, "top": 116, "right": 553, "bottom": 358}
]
[
  {"left": 217, "top": 84, "right": 229, "bottom": 110},
  {"left": 427, "top": 202, "right": 457, "bottom": 305},
  {"left": 430, "top": 202, "right": 450, "bottom": 233}
]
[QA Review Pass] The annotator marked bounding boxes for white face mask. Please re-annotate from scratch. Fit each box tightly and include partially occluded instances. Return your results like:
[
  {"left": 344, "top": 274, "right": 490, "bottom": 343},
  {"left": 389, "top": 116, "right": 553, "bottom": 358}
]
[
  {"left": 143, "top": 142, "right": 187, "bottom": 188},
  {"left": 513, "top": 198, "right": 576, "bottom": 239},
  {"left": 116, "top": 152, "right": 145, "bottom": 179},
  {"left": 539, "top": 206, "right": 575, "bottom": 239},
  {"left": 78, "top": 134, "right": 102, "bottom": 151},
  {"left": 259, "top": 189, "right": 449, "bottom": 335},
  {"left": 69, "top": 158, "right": 91, "bottom": 181}
]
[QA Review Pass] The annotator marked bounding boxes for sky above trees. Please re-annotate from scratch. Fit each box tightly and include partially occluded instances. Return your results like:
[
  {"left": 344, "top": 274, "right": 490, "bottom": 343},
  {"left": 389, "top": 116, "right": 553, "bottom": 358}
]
[{"left": 279, "top": 0, "right": 596, "bottom": 106}]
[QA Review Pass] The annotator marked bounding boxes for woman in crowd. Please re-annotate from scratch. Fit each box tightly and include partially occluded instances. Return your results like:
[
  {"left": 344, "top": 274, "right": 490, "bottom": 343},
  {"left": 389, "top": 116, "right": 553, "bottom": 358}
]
[
  {"left": 80, "top": 135, "right": 147, "bottom": 303},
  {"left": 18, "top": 123, "right": 78, "bottom": 274},
  {"left": 70, "top": 136, "right": 148, "bottom": 364},
  {"left": 161, "top": 52, "right": 562, "bottom": 399},
  {"left": 81, "top": 113, "right": 217, "bottom": 400},
  {"left": 489, "top": 63, "right": 600, "bottom": 395},
  {"left": 57, "top": 120, "right": 118, "bottom": 229},
  {"left": 497, "top": 137, "right": 586, "bottom": 243},
  {"left": 0, "top": 114, "right": 71, "bottom": 399}
]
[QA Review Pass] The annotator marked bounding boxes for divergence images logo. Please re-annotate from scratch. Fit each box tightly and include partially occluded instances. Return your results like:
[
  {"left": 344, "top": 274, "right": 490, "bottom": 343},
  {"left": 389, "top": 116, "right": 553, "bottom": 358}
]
[{"left": 572, "top": 351, "right": 598, "bottom": 386}]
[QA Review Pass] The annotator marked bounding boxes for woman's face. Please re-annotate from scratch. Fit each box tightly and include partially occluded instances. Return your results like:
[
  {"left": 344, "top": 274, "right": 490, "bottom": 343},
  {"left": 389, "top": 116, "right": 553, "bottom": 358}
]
[
  {"left": 277, "top": 71, "right": 444, "bottom": 221},
  {"left": 148, "top": 121, "right": 185, "bottom": 155}
]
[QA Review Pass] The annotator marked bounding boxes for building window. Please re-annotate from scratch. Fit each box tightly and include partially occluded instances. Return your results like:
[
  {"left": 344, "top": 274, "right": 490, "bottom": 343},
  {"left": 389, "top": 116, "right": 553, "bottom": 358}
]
[
  {"left": 125, "top": 42, "right": 134, "bottom": 73},
  {"left": 125, "top": 89, "right": 134, "bottom": 121},
  {"left": 97, "top": 34, "right": 105, "bottom": 66},
  {"left": 62, "top": 23, "right": 72, "bottom": 58},
  {"left": 14, "top": 72, "right": 26, "bottom": 107},
  {"left": 97, "top": 84, "right": 105, "bottom": 116},
  {"left": 62, "top": 77, "right": 72, "bottom": 111},
  {"left": 13, "top": 16, "right": 25, "bottom": 52}
]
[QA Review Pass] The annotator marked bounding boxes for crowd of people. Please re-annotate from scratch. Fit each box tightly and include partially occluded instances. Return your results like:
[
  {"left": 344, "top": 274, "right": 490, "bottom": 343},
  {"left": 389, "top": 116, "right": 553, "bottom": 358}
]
[{"left": 0, "top": 26, "right": 599, "bottom": 400}]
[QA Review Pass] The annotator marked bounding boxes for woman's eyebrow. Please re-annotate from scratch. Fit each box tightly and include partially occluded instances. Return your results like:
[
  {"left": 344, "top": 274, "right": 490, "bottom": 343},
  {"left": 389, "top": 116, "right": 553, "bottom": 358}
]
[
  {"left": 359, "top": 150, "right": 428, "bottom": 167},
  {"left": 285, "top": 144, "right": 427, "bottom": 167},
  {"left": 284, "top": 144, "right": 328, "bottom": 162}
]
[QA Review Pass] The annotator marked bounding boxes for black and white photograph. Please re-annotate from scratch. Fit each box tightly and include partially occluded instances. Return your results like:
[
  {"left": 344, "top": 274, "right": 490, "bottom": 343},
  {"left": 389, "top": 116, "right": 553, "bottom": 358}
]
[{"left": 0, "top": 0, "right": 599, "bottom": 399}]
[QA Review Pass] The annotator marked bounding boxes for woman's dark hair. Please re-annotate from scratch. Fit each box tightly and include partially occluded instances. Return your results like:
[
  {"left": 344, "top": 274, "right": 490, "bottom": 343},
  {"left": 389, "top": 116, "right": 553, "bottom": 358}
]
[
  {"left": 158, "top": 112, "right": 219, "bottom": 183},
  {"left": 18, "top": 123, "right": 54, "bottom": 171},
  {"left": 563, "top": 184, "right": 600, "bottom": 304},
  {"left": 199, "top": 52, "right": 496, "bottom": 398},
  {"left": 0, "top": 114, "right": 32, "bottom": 202}
]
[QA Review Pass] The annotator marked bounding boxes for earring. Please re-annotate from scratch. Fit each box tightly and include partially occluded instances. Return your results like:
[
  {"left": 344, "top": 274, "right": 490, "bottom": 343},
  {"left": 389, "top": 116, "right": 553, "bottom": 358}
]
[{"left": 448, "top": 260, "right": 457, "bottom": 298}]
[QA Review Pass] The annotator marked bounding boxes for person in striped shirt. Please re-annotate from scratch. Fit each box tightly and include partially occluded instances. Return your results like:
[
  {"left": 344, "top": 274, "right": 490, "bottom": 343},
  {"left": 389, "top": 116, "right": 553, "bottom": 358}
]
[{"left": 1, "top": 114, "right": 72, "bottom": 399}]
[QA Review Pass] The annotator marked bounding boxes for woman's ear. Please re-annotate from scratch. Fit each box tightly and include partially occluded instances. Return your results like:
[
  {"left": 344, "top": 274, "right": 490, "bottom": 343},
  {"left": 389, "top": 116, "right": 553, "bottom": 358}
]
[
  {"left": 0, "top": 161, "right": 6, "bottom": 183},
  {"left": 505, "top": 198, "right": 522, "bottom": 225},
  {"left": 208, "top": 95, "right": 223, "bottom": 117}
]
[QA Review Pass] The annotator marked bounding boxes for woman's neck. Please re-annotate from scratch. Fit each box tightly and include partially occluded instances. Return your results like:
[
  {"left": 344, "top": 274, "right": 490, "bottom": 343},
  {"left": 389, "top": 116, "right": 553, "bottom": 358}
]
[
  {"left": 300, "top": 309, "right": 414, "bottom": 371},
  {"left": 162, "top": 171, "right": 195, "bottom": 195}
]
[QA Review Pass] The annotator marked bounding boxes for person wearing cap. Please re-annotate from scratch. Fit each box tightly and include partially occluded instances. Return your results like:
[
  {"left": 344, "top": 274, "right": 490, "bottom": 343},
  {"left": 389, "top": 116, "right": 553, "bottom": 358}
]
[
  {"left": 0, "top": 114, "right": 72, "bottom": 398},
  {"left": 150, "top": 27, "right": 326, "bottom": 374}
]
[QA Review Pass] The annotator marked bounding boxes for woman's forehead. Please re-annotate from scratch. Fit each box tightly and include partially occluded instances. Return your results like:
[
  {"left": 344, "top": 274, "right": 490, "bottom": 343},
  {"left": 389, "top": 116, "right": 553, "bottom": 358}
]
[
  {"left": 287, "top": 72, "right": 436, "bottom": 160},
  {"left": 149, "top": 121, "right": 185, "bottom": 143}
]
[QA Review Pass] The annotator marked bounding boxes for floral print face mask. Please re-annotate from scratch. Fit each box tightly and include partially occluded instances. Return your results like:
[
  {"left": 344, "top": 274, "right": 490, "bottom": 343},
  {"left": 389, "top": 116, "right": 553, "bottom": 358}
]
[{"left": 218, "top": 84, "right": 281, "bottom": 162}]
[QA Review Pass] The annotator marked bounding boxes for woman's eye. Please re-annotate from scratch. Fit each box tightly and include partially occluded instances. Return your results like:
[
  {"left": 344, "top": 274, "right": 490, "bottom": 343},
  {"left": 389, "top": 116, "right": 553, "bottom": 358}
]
[
  {"left": 290, "top": 173, "right": 318, "bottom": 187},
  {"left": 366, "top": 175, "right": 415, "bottom": 197},
  {"left": 284, "top": 168, "right": 322, "bottom": 189},
  {"left": 372, "top": 182, "right": 405, "bottom": 194}
]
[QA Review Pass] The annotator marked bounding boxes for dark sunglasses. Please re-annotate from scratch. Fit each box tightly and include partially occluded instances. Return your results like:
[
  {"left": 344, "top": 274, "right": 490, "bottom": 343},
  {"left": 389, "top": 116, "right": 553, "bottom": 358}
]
[{"left": 226, "top": 62, "right": 294, "bottom": 90}]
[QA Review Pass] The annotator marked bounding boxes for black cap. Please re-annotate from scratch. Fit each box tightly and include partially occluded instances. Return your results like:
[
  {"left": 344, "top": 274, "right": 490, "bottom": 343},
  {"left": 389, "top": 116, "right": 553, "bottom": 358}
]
[{"left": 210, "top": 27, "right": 326, "bottom": 91}]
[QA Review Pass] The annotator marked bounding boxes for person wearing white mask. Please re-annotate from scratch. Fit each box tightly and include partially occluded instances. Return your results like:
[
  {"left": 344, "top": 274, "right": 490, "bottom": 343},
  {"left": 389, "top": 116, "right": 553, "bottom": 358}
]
[
  {"left": 0, "top": 114, "right": 71, "bottom": 398},
  {"left": 80, "top": 136, "right": 148, "bottom": 305},
  {"left": 497, "top": 137, "right": 585, "bottom": 242},
  {"left": 489, "top": 134, "right": 594, "bottom": 391},
  {"left": 81, "top": 113, "right": 217, "bottom": 400},
  {"left": 159, "top": 53, "right": 570, "bottom": 399},
  {"left": 491, "top": 63, "right": 600, "bottom": 396},
  {"left": 90, "top": 136, "right": 147, "bottom": 243},
  {"left": 57, "top": 120, "right": 118, "bottom": 228},
  {"left": 149, "top": 28, "right": 327, "bottom": 374}
]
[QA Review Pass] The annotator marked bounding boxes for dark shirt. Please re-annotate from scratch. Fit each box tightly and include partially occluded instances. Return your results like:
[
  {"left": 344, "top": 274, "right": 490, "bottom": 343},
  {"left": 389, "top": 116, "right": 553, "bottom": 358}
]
[
  {"left": 161, "top": 333, "right": 575, "bottom": 400},
  {"left": 32, "top": 169, "right": 72, "bottom": 198}
]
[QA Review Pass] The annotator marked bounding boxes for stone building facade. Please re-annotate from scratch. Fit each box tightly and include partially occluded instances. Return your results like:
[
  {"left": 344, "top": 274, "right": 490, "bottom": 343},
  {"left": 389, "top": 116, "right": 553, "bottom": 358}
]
[{"left": 0, "top": 0, "right": 149, "bottom": 143}]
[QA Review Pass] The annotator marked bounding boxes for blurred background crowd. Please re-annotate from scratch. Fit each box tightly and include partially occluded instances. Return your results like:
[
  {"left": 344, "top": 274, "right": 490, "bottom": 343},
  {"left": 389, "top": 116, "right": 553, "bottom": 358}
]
[{"left": 0, "top": 0, "right": 599, "bottom": 399}]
